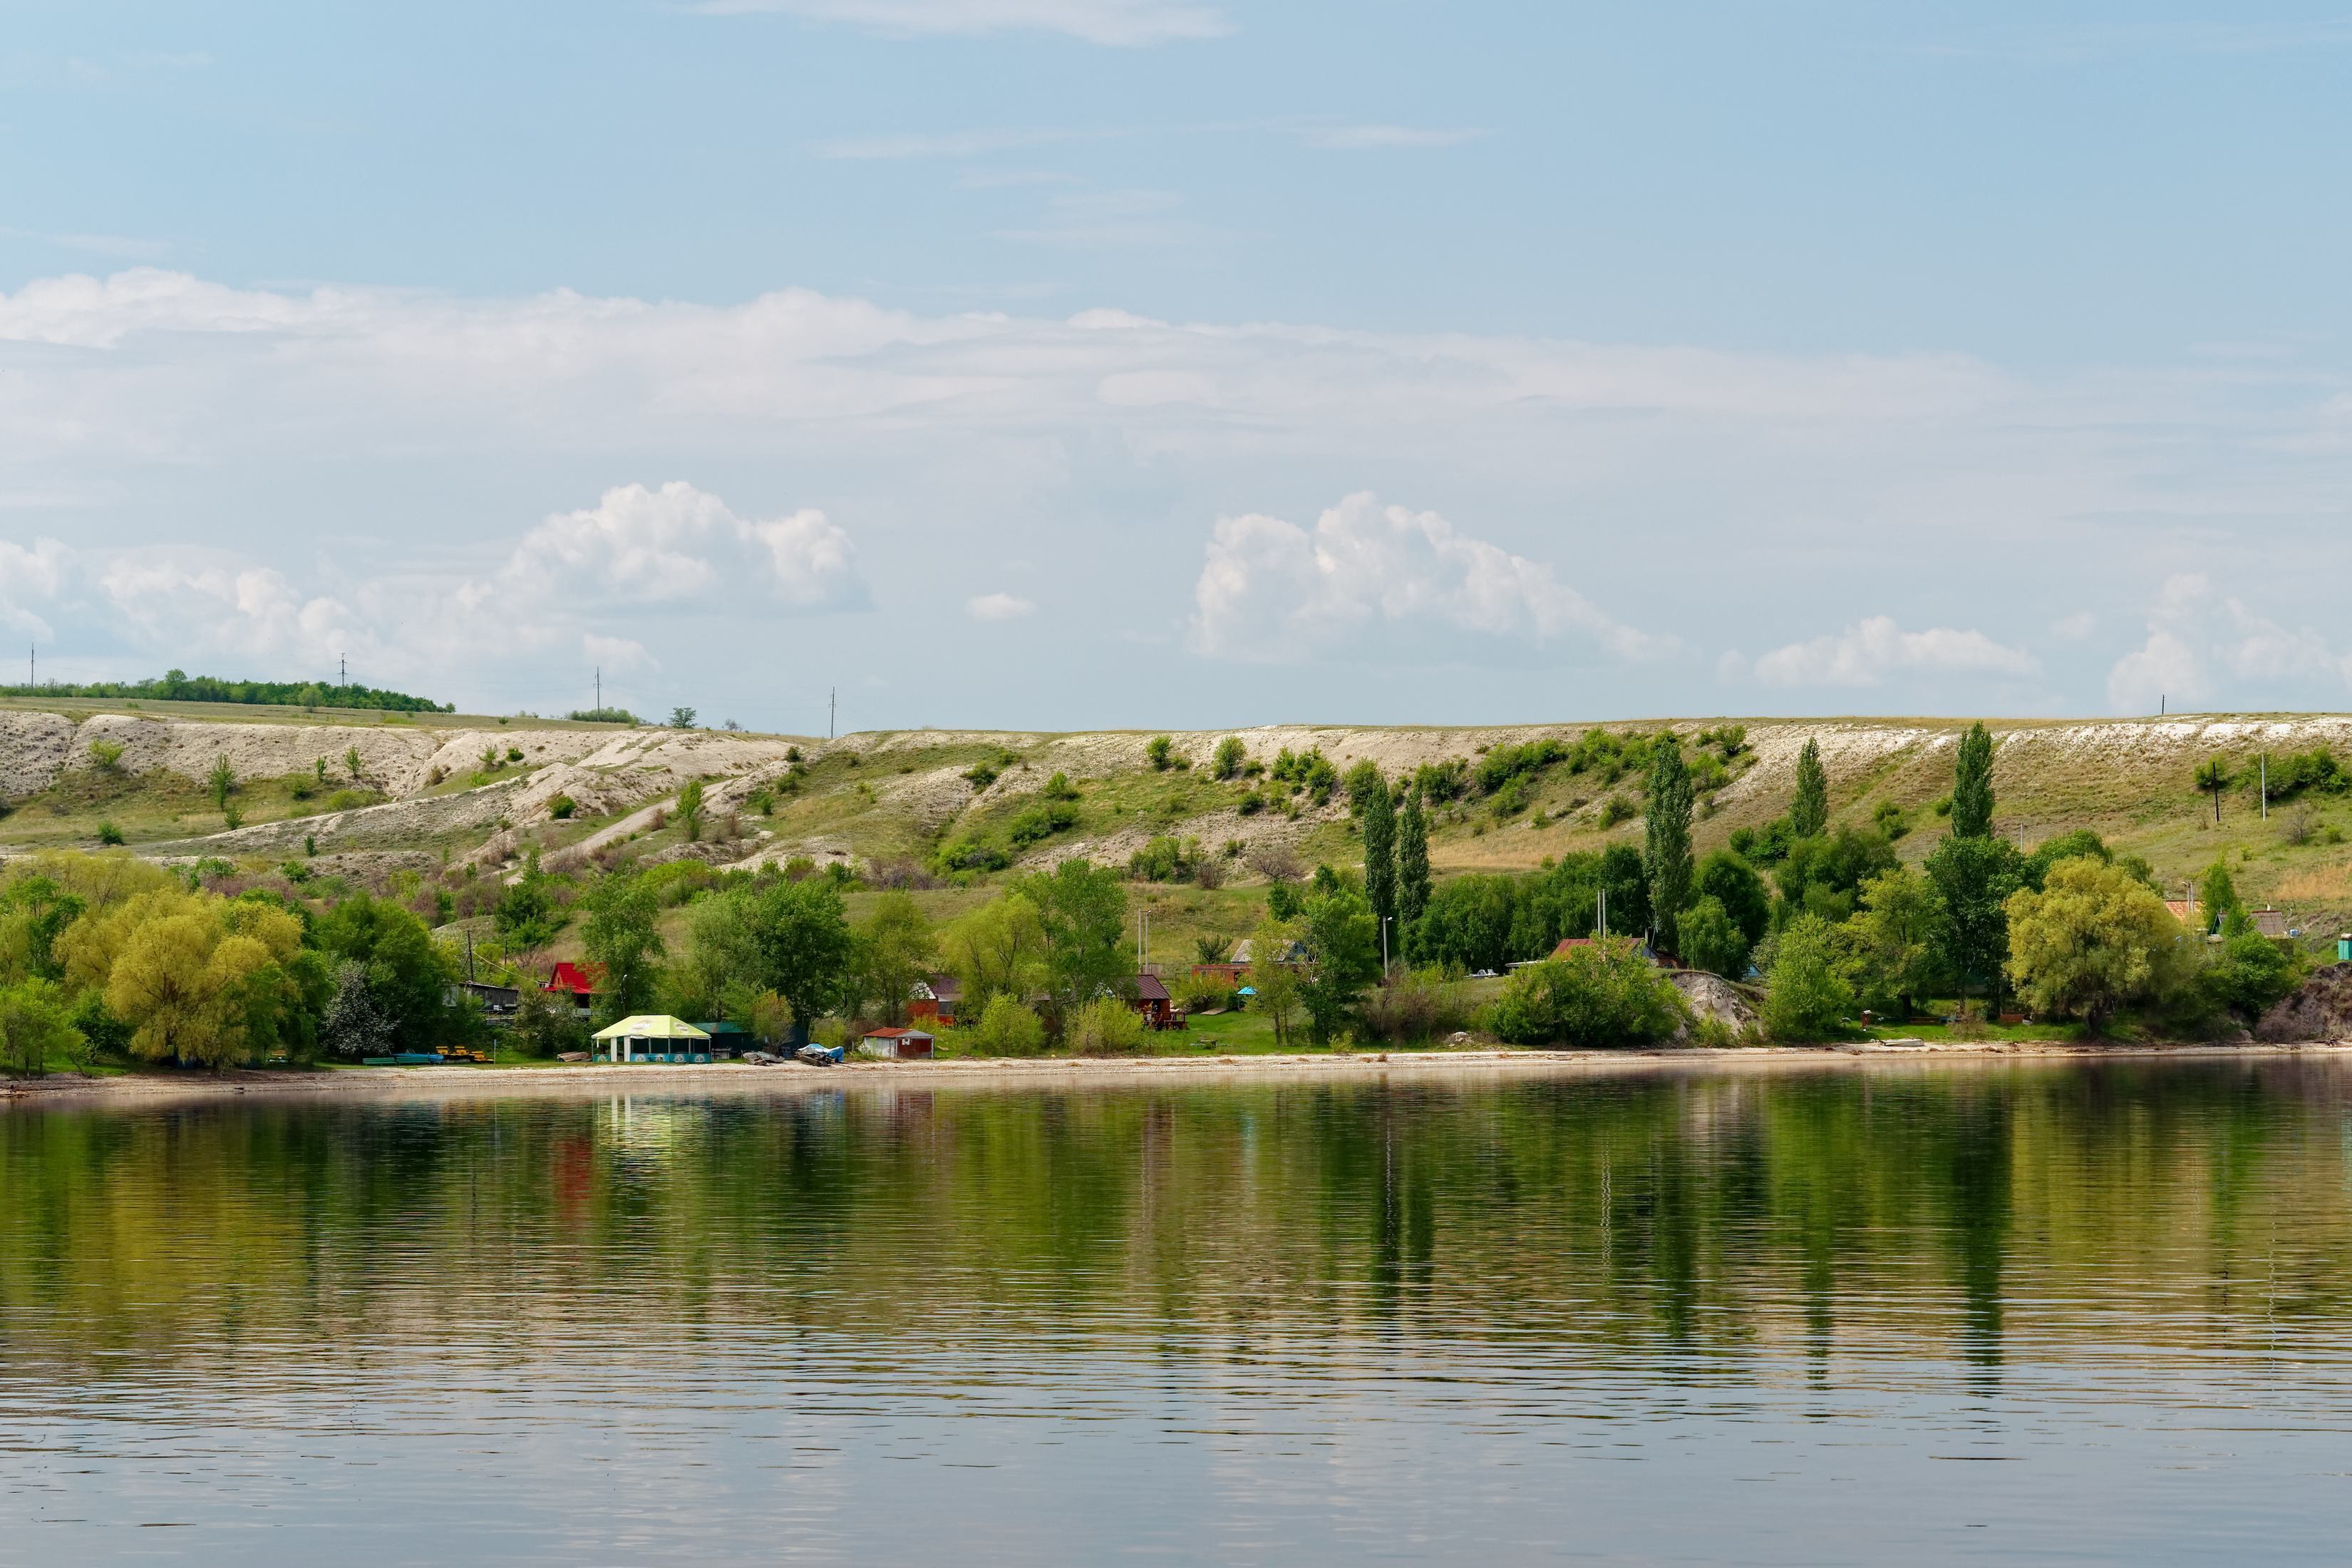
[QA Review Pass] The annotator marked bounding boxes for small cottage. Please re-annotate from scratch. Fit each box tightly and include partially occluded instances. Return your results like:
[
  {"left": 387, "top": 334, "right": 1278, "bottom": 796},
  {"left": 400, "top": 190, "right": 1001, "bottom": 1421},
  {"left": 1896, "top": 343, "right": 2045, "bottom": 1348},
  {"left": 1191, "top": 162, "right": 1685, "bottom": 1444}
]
[
  {"left": 1133, "top": 974, "right": 1183, "bottom": 1031},
  {"left": 859, "top": 1026, "right": 936, "bottom": 1061}
]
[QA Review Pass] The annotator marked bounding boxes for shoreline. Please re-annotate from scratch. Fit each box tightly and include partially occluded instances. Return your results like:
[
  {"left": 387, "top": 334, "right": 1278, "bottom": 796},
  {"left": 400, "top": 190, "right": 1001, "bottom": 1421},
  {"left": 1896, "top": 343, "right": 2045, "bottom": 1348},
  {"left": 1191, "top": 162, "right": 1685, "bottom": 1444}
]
[{"left": 9, "top": 1036, "right": 2352, "bottom": 1105}]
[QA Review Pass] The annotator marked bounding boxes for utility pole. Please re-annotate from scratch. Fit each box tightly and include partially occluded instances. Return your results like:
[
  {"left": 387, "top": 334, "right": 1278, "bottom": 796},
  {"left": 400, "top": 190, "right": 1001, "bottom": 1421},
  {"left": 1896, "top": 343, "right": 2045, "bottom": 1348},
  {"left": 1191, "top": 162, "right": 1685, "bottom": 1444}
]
[
  {"left": 829, "top": 687, "right": 836, "bottom": 740},
  {"left": 595, "top": 666, "right": 601, "bottom": 713},
  {"left": 26, "top": 644, "right": 31, "bottom": 686},
  {"left": 339, "top": 654, "right": 346, "bottom": 687},
  {"left": 2261, "top": 753, "right": 2269, "bottom": 820},
  {"left": 1381, "top": 915, "right": 1390, "bottom": 975},
  {"left": 1599, "top": 886, "right": 1607, "bottom": 941}
]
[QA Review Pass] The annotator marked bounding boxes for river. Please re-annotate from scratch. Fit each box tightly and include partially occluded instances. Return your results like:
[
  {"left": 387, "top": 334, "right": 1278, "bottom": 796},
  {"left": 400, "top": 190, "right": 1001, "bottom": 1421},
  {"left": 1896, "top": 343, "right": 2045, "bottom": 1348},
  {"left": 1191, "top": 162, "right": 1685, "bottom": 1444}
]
[{"left": 4, "top": 1058, "right": 2350, "bottom": 1563}]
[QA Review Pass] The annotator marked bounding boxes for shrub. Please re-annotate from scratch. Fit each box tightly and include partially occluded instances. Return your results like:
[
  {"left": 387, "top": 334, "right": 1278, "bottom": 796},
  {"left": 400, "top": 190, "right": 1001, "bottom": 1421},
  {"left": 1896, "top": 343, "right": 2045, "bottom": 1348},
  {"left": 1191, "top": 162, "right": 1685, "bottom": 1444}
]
[
  {"left": 974, "top": 994, "right": 1048, "bottom": 1056},
  {"left": 88, "top": 739, "right": 125, "bottom": 771},
  {"left": 95, "top": 821, "right": 125, "bottom": 846},
  {"left": 1192, "top": 854, "right": 1226, "bottom": 890},
  {"left": 1759, "top": 915, "right": 1855, "bottom": 1041},
  {"left": 1066, "top": 996, "right": 1147, "bottom": 1053},
  {"left": 549, "top": 795, "right": 576, "bottom": 819},
  {"left": 1597, "top": 795, "right": 1634, "bottom": 828},
  {"left": 1006, "top": 801, "right": 1080, "bottom": 847},
  {"left": 1358, "top": 967, "right": 1474, "bottom": 1043},
  {"left": 506, "top": 747, "right": 524, "bottom": 763},
  {"left": 1678, "top": 894, "right": 1748, "bottom": 980},
  {"left": 1213, "top": 736, "right": 1247, "bottom": 778},
  {"left": 1129, "top": 835, "right": 1196, "bottom": 882},
  {"left": 1043, "top": 771, "right": 1080, "bottom": 801},
  {"left": 1486, "top": 942, "right": 1688, "bottom": 1048},
  {"left": 1145, "top": 736, "right": 1177, "bottom": 770}
]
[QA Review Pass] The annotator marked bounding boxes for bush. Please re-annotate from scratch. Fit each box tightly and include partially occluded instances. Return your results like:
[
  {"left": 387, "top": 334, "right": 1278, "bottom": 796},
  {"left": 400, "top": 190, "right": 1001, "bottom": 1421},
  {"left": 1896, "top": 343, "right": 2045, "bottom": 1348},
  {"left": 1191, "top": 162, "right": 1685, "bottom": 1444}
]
[
  {"left": 1597, "top": 795, "right": 1634, "bottom": 828},
  {"left": 549, "top": 795, "right": 576, "bottom": 819},
  {"left": 1006, "top": 801, "right": 1080, "bottom": 847},
  {"left": 1066, "top": 996, "right": 1147, "bottom": 1053},
  {"left": 1486, "top": 942, "right": 1688, "bottom": 1048},
  {"left": 1146, "top": 736, "right": 1176, "bottom": 770},
  {"left": 1678, "top": 894, "right": 1748, "bottom": 980},
  {"left": 973, "top": 994, "right": 1048, "bottom": 1056},
  {"left": 1759, "top": 915, "right": 1855, "bottom": 1041},
  {"left": 1358, "top": 967, "right": 1474, "bottom": 1043},
  {"left": 1128, "top": 835, "right": 1196, "bottom": 882},
  {"left": 1213, "top": 736, "right": 1247, "bottom": 779},
  {"left": 2201, "top": 927, "right": 2299, "bottom": 1018},
  {"left": 88, "top": 739, "right": 125, "bottom": 771},
  {"left": 95, "top": 821, "right": 124, "bottom": 846}
]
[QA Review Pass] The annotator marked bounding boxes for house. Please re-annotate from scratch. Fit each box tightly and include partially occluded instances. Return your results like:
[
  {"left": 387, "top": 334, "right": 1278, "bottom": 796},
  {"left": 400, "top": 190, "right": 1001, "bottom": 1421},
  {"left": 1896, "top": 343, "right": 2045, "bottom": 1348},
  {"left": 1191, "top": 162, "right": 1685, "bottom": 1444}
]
[
  {"left": 1133, "top": 974, "right": 1184, "bottom": 1031},
  {"left": 859, "top": 1026, "right": 935, "bottom": 1060},
  {"left": 2251, "top": 908, "right": 2291, "bottom": 939},
  {"left": 592, "top": 1014, "right": 712, "bottom": 1063},
  {"left": 1190, "top": 962, "right": 1250, "bottom": 987},
  {"left": 909, "top": 972, "right": 964, "bottom": 1027},
  {"left": 450, "top": 981, "right": 520, "bottom": 1019},
  {"left": 1231, "top": 937, "right": 1305, "bottom": 967},
  {"left": 1550, "top": 936, "right": 1660, "bottom": 965},
  {"left": 543, "top": 961, "right": 599, "bottom": 1016}
]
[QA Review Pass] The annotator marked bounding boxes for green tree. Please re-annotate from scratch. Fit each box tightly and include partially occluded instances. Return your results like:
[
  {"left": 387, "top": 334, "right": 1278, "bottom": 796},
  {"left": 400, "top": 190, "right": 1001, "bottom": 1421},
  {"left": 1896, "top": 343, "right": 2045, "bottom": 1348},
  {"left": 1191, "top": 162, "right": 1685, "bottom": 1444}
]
[
  {"left": 940, "top": 894, "right": 1049, "bottom": 1016},
  {"left": 207, "top": 754, "right": 236, "bottom": 812},
  {"left": 1847, "top": 866, "right": 1946, "bottom": 1018},
  {"left": 2193, "top": 756, "right": 2234, "bottom": 826},
  {"left": 2003, "top": 859, "right": 2195, "bottom": 1031},
  {"left": 1246, "top": 913, "right": 1304, "bottom": 1048},
  {"left": 1006, "top": 858, "right": 1129, "bottom": 1028},
  {"left": 849, "top": 892, "right": 937, "bottom": 1023},
  {"left": 670, "top": 706, "right": 698, "bottom": 729},
  {"left": 1643, "top": 741, "right": 1695, "bottom": 956},
  {"left": 1599, "top": 842, "right": 1650, "bottom": 938},
  {"left": 1951, "top": 721, "right": 1996, "bottom": 839},
  {"left": 1358, "top": 770, "right": 1398, "bottom": 962},
  {"left": 1486, "top": 941, "right": 1689, "bottom": 1048},
  {"left": 973, "top": 994, "right": 1046, "bottom": 1056},
  {"left": 1396, "top": 788, "right": 1431, "bottom": 929},
  {"left": 505, "top": 982, "right": 580, "bottom": 1058},
  {"left": 2202, "top": 927, "right": 2298, "bottom": 1018},
  {"left": 344, "top": 745, "right": 363, "bottom": 782},
  {"left": 2199, "top": 860, "right": 2242, "bottom": 932},
  {"left": 1677, "top": 895, "right": 1748, "bottom": 981},
  {"left": 577, "top": 875, "right": 666, "bottom": 1025},
  {"left": 0, "top": 875, "right": 87, "bottom": 984},
  {"left": 1145, "top": 736, "right": 1176, "bottom": 770},
  {"left": 676, "top": 778, "right": 706, "bottom": 843},
  {"left": 1296, "top": 884, "right": 1381, "bottom": 1044},
  {"left": 1693, "top": 850, "right": 1770, "bottom": 948},
  {"left": 1760, "top": 914, "right": 1855, "bottom": 1041},
  {"left": 0, "top": 977, "right": 84, "bottom": 1077},
  {"left": 749, "top": 877, "right": 855, "bottom": 1043},
  {"left": 1212, "top": 736, "right": 1247, "bottom": 779},
  {"left": 492, "top": 850, "right": 567, "bottom": 950},
  {"left": 314, "top": 894, "right": 455, "bottom": 1047},
  {"left": 1924, "top": 833, "right": 2022, "bottom": 1018},
  {"left": 1790, "top": 738, "right": 1829, "bottom": 838}
]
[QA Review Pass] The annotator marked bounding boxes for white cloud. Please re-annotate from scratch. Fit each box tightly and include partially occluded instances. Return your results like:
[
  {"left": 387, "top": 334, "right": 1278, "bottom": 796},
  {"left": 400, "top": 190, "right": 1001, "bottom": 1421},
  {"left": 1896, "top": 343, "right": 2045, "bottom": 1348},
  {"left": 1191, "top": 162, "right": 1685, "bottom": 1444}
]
[
  {"left": 1751, "top": 615, "right": 2036, "bottom": 688},
  {"left": 486, "top": 483, "right": 861, "bottom": 612},
  {"left": 1187, "top": 492, "right": 1672, "bottom": 665},
  {"left": 692, "top": 0, "right": 1228, "bottom": 46},
  {"left": 2107, "top": 573, "right": 2352, "bottom": 713},
  {"left": 966, "top": 592, "right": 1035, "bottom": 621},
  {"left": 1298, "top": 125, "right": 1490, "bottom": 150}
]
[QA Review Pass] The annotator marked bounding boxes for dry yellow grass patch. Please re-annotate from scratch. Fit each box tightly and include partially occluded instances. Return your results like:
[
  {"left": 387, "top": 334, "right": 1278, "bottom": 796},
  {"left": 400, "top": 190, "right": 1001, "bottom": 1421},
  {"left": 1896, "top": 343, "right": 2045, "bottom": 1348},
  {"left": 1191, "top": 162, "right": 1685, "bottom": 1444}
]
[{"left": 2274, "top": 861, "right": 2352, "bottom": 902}]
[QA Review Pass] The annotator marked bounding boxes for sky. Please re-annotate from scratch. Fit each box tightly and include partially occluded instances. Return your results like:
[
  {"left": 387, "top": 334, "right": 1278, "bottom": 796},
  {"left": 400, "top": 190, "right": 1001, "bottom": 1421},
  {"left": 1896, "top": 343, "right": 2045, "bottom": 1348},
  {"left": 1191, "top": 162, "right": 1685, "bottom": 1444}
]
[{"left": 1, "top": 0, "right": 2349, "bottom": 733}]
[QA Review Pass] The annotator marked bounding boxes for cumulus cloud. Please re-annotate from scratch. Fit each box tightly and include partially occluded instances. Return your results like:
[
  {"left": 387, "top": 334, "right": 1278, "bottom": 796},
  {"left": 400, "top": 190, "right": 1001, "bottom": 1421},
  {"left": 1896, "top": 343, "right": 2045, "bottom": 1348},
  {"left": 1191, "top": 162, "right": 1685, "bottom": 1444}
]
[
  {"left": 488, "top": 482, "right": 860, "bottom": 612},
  {"left": 966, "top": 592, "right": 1035, "bottom": 621},
  {"left": 690, "top": 0, "right": 1228, "bottom": 46},
  {"left": 1750, "top": 616, "right": 2036, "bottom": 688},
  {"left": 2107, "top": 573, "right": 2352, "bottom": 713},
  {"left": 1187, "top": 492, "right": 1671, "bottom": 664}
]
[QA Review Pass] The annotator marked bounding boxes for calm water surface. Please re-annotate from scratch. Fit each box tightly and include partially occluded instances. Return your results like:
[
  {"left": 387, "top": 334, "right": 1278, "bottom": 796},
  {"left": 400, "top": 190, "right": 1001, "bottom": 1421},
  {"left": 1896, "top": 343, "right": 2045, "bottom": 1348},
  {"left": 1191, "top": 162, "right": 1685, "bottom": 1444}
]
[{"left": 5, "top": 1058, "right": 2352, "bottom": 1564}]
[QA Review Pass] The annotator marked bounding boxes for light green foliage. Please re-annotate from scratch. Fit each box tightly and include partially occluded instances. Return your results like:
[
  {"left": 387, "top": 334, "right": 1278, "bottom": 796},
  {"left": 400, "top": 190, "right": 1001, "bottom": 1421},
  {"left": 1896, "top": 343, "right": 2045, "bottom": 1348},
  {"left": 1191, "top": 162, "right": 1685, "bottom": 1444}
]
[
  {"left": 577, "top": 874, "right": 666, "bottom": 1024},
  {"left": 207, "top": 754, "right": 236, "bottom": 810},
  {"left": 1643, "top": 740, "right": 1694, "bottom": 956},
  {"left": 1246, "top": 913, "right": 1305, "bottom": 1048},
  {"left": 1760, "top": 915, "right": 1856, "bottom": 1041},
  {"left": 88, "top": 739, "right": 125, "bottom": 772},
  {"left": 850, "top": 891, "right": 936, "bottom": 1023},
  {"left": 1486, "top": 941, "right": 1690, "bottom": 1048},
  {"left": 1192, "top": 932, "right": 1234, "bottom": 964},
  {"left": 2202, "top": 929, "right": 2299, "bottom": 1018},
  {"left": 677, "top": 778, "right": 706, "bottom": 843},
  {"left": 1845, "top": 867, "right": 1946, "bottom": 1016},
  {"left": 940, "top": 894, "right": 1048, "bottom": 1016},
  {"left": 1951, "top": 722, "right": 1996, "bottom": 838},
  {"left": 492, "top": 850, "right": 567, "bottom": 951},
  {"left": 96, "top": 822, "right": 124, "bottom": 846},
  {"left": 1268, "top": 746, "right": 1338, "bottom": 805},
  {"left": 1677, "top": 895, "right": 1748, "bottom": 981},
  {"left": 973, "top": 994, "right": 1047, "bottom": 1056},
  {"left": 1790, "top": 738, "right": 1829, "bottom": 838},
  {"left": 2199, "top": 860, "right": 2242, "bottom": 931},
  {"left": 1128, "top": 835, "right": 1199, "bottom": 882},
  {"left": 1065, "top": 995, "right": 1147, "bottom": 1053},
  {"left": 345, "top": 746, "right": 362, "bottom": 781},
  {"left": 0, "top": 977, "right": 85, "bottom": 1076},
  {"left": 1006, "top": 858, "right": 1129, "bottom": 1027},
  {"left": 0, "top": 875, "right": 88, "bottom": 984},
  {"left": 1925, "top": 833, "right": 2022, "bottom": 1013},
  {"left": 1872, "top": 798, "right": 1907, "bottom": 840},
  {"left": 1212, "top": 736, "right": 1247, "bottom": 779},
  {"left": 1145, "top": 736, "right": 1177, "bottom": 770},
  {"left": 2004, "top": 858, "right": 2197, "bottom": 1030}
]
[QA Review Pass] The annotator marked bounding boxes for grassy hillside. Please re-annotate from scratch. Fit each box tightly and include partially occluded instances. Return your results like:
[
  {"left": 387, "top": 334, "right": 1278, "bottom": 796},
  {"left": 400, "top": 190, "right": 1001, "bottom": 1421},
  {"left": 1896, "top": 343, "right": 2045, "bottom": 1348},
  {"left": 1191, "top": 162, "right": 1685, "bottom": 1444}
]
[{"left": 8, "top": 706, "right": 2352, "bottom": 961}]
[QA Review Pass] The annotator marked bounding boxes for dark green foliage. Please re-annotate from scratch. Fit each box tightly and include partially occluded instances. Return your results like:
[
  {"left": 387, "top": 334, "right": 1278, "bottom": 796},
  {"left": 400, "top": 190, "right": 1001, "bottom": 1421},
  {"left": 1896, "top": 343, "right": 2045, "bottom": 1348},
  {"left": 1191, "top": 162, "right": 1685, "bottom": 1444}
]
[
  {"left": 1006, "top": 858, "right": 1130, "bottom": 1026},
  {"left": 1296, "top": 884, "right": 1381, "bottom": 1043},
  {"left": 2199, "top": 860, "right": 2242, "bottom": 932},
  {"left": 1951, "top": 722, "right": 1996, "bottom": 838},
  {"left": 1269, "top": 747, "right": 1338, "bottom": 804},
  {"left": 3, "top": 875, "right": 86, "bottom": 979},
  {"left": 1359, "top": 769, "right": 1397, "bottom": 944},
  {"left": 1475, "top": 738, "right": 1567, "bottom": 795},
  {"left": 549, "top": 795, "right": 576, "bottom": 819},
  {"left": 1560, "top": 727, "right": 1661, "bottom": 785},
  {"left": 1145, "top": 736, "right": 1178, "bottom": 770},
  {"left": 1729, "top": 817, "right": 1794, "bottom": 866},
  {"left": 315, "top": 894, "right": 456, "bottom": 1046},
  {"left": 492, "top": 851, "right": 568, "bottom": 949},
  {"left": 565, "top": 707, "right": 639, "bottom": 724},
  {"left": 1775, "top": 826, "right": 1899, "bottom": 922},
  {"left": 2192, "top": 756, "right": 2234, "bottom": 823},
  {"left": 1760, "top": 915, "right": 1855, "bottom": 1040},
  {"left": 1599, "top": 843, "right": 1651, "bottom": 938},
  {"left": 95, "top": 821, "right": 125, "bottom": 846},
  {"left": 1128, "top": 835, "right": 1197, "bottom": 882},
  {"left": 2202, "top": 928, "right": 2298, "bottom": 1017},
  {"left": 1790, "top": 738, "right": 1829, "bottom": 839},
  {"left": 2022, "top": 829, "right": 2110, "bottom": 891},
  {"left": 1692, "top": 725, "right": 1748, "bottom": 759},
  {"left": 1925, "top": 832, "right": 2023, "bottom": 1009},
  {"left": 1872, "top": 799, "right": 1908, "bottom": 840},
  {"left": 0, "top": 668, "right": 451, "bottom": 713},
  {"left": 1486, "top": 943, "right": 1688, "bottom": 1048},
  {"left": 932, "top": 837, "right": 1012, "bottom": 874},
  {"left": 1412, "top": 758, "right": 1470, "bottom": 803},
  {"left": 1396, "top": 788, "right": 1431, "bottom": 928},
  {"left": 1267, "top": 881, "right": 1301, "bottom": 920},
  {"left": 1006, "top": 800, "right": 1080, "bottom": 847},
  {"left": 746, "top": 876, "right": 853, "bottom": 1038},
  {"left": 2261, "top": 746, "right": 2348, "bottom": 800},
  {"left": 1694, "top": 850, "right": 1770, "bottom": 947},
  {"left": 961, "top": 760, "right": 1001, "bottom": 790},
  {"left": 1643, "top": 741, "right": 1694, "bottom": 956}
]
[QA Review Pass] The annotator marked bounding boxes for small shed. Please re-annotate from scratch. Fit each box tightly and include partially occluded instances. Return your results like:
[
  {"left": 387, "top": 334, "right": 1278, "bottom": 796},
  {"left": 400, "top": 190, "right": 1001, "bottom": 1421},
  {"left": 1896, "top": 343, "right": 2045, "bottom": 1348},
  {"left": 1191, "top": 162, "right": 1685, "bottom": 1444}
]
[
  {"left": 1133, "top": 974, "right": 1183, "bottom": 1031},
  {"left": 859, "top": 1026, "right": 935, "bottom": 1061},
  {"left": 592, "top": 1014, "right": 713, "bottom": 1063}
]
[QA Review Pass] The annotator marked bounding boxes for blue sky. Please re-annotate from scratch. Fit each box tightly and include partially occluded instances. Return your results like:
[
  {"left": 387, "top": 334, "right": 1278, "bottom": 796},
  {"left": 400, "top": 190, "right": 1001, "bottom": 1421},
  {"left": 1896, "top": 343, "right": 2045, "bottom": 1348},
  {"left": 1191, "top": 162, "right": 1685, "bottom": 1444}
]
[{"left": 2, "top": 1, "right": 2349, "bottom": 731}]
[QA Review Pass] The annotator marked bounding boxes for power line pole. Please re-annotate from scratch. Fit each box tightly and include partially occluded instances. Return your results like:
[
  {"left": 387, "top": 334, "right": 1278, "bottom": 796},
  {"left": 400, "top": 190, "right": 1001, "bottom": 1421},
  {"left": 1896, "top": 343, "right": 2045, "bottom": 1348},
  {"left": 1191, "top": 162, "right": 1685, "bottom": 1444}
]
[
  {"left": 595, "top": 666, "right": 601, "bottom": 713},
  {"left": 829, "top": 687, "right": 836, "bottom": 740},
  {"left": 339, "top": 654, "right": 346, "bottom": 686}
]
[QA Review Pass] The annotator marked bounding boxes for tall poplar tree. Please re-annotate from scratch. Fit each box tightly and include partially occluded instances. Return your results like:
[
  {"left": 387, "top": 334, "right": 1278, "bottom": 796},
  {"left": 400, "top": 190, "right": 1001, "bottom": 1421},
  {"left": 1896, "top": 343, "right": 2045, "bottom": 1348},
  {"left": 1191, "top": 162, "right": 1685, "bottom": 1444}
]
[
  {"left": 1951, "top": 721, "right": 1995, "bottom": 839},
  {"left": 1790, "top": 738, "right": 1829, "bottom": 838},
  {"left": 1644, "top": 740, "right": 1695, "bottom": 956},
  {"left": 1361, "top": 772, "right": 1398, "bottom": 963},
  {"left": 1396, "top": 789, "right": 1431, "bottom": 931}
]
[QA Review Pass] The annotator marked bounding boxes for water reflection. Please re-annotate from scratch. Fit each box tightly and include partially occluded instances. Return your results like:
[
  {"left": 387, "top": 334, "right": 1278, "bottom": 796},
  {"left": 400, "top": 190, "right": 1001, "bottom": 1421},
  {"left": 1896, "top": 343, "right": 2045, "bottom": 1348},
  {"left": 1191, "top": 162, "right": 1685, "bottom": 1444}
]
[{"left": 6, "top": 1058, "right": 2352, "bottom": 1564}]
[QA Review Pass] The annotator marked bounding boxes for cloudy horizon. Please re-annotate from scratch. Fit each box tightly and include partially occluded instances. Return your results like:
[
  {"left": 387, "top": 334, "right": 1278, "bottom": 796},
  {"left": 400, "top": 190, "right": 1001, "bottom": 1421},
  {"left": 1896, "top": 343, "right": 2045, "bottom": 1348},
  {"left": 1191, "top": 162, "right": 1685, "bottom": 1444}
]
[{"left": 4, "top": 3, "right": 2348, "bottom": 732}]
